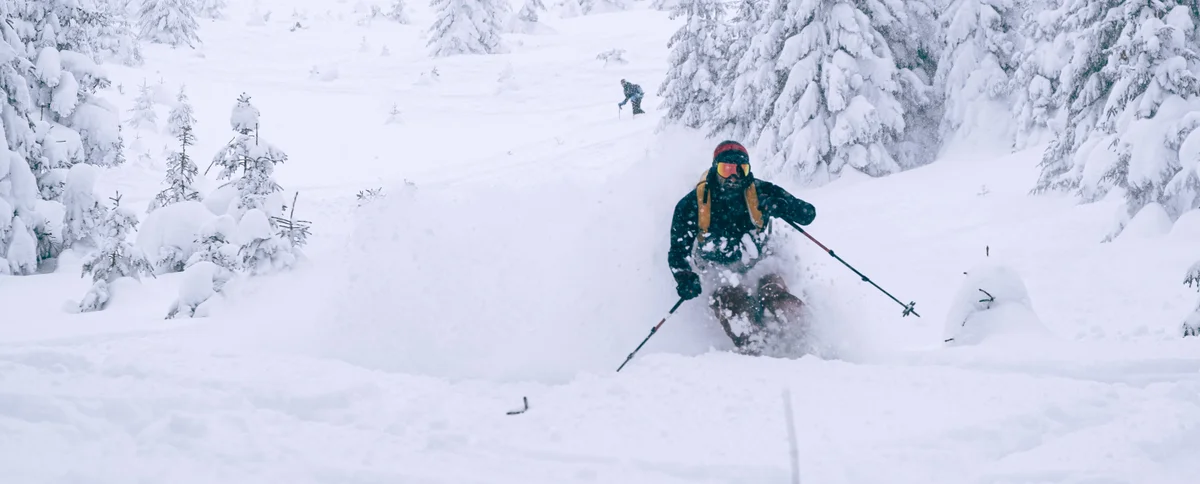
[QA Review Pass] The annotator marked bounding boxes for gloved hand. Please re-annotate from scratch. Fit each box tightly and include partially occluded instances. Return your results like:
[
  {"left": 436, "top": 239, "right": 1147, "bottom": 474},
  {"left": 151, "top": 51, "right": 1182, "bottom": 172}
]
[{"left": 674, "top": 271, "right": 702, "bottom": 300}]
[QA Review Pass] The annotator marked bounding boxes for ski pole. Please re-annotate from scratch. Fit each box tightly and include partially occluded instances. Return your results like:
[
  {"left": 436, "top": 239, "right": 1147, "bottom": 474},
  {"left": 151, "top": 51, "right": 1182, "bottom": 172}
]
[
  {"left": 785, "top": 220, "right": 919, "bottom": 318},
  {"left": 616, "top": 297, "right": 686, "bottom": 372}
]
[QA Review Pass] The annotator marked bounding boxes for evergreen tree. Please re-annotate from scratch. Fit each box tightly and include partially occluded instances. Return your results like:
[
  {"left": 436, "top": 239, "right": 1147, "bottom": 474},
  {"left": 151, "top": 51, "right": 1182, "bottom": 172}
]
[
  {"left": 707, "top": 0, "right": 763, "bottom": 140},
  {"left": 1009, "top": 0, "right": 1064, "bottom": 149},
  {"left": 1033, "top": 0, "right": 1200, "bottom": 214},
  {"left": 77, "top": 194, "right": 154, "bottom": 313},
  {"left": 386, "top": 0, "right": 411, "bottom": 23},
  {"left": 580, "top": 0, "right": 628, "bottom": 14},
  {"left": 657, "top": 0, "right": 726, "bottom": 130},
  {"left": 92, "top": 0, "right": 145, "bottom": 66},
  {"left": 518, "top": 0, "right": 544, "bottom": 23},
  {"left": 749, "top": 0, "right": 908, "bottom": 184},
  {"left": 212, "top": 94, "right": 287, "bottom": 220},
  {"left": 934, "top": 0, "right": 1018, "bottom": 141},
  {"left": 149, "top": 125, "right": 201, "bottom": 212},
  {"left": 1030, "top": 0, "right": 1122, "bottom": 197},
  {"left": 128, "top": 81, "right": 157, "bottom": 131},
  {"left": 230, "top": 92, "right": 260, "bottom": 134},
  {"left": 138, "top": 0, "right": 202, "bottom": 48},
  {"left": 427, "top": 0, "right": 508, "bottom": 56},
  {"left": 198, "top": 0, "right": 229, "bottom": 19},
  {"left": 0, "top": 147, "right": 40, "bottom": 275},
  {"left": 0, "top": 0, "right": 125, "bottom": 274},
  {"left": 168, "top": 86, "right": 197, "bottom": 138}
]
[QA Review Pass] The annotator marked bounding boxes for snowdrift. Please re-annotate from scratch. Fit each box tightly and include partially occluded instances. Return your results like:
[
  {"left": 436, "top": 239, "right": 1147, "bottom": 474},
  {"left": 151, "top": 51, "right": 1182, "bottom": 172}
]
[{"left": 942, "top": 258, "right": 1054, "bottom": 346}]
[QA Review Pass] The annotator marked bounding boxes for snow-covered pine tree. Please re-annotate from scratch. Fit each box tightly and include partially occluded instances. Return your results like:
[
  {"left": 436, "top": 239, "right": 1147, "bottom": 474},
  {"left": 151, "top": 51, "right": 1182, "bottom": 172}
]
[
  {"left": 149, "top": 125, "right": 200, "bottom": 212},
  {"left": 231, "top": 92, "right": 260, "bottom": 134},
  {"left": 427, "top": 0, "right": 508, "bottom": 56},
  {"left": 168, "top": 86, "right": 197, "bottom": 138},
  {"left": 749, "top": 0, "right": 908, "bottom": 184},
  {"left": 60, "top": 164, "right": 107, "bottom": 251},
  {"left": 77, "top": 193, "right": 154, "bottom": 312},
  {"left": 198, "top": 0, "right": 229, "bottom": 19},
  {"left": 650, "top": 0, "right": 680, "bottom": 11},
  {"left": 657, "top": 0, "right": 726, "bottom": 130},
  {"left": 213, "top": 94, "right": 287, "bottom": 220},
  {"left": 1029, "top": 0, "right": 1122, "bottom": 197},
  {"left": 0, "top": 144, "right": 39, "bottom": 275},
  {"left": 386, "top": 0, "right": 411, "bottom": 23},
  {"left": 138, "top": 0, "right": 202, "bottom": 48},
  {"left": 1033, "top": 0, "right": 1200, "bottom": 216},
  {"left": 1183, "top": 261, "right": 1200, "bottom": 337},
  {"left": 0, "top": 0, "right": 125, "bottom": 273},
  {"left": 706, "top": 0, "right": 766, "bottom": 142},
  {"left": 1009, "top": 0, "right": 1065, "bottom": 149},
  {"left": 580, "top": 0, "right": 628, "bottom": 14},
  {"left": 934, "top": 0, "right": 1017, "bottom": 142},
  {"left": 517, "top": 0, "right": 544, "bottom": 24},
  {"left": 91, "top": 0, "right": 145, "bottom": 66},
  {"left": 128, "top": 81, "right": 157, "bottom": 131},
  {"left": 873, "top": 0, "right": 941, "bottom": 169}
]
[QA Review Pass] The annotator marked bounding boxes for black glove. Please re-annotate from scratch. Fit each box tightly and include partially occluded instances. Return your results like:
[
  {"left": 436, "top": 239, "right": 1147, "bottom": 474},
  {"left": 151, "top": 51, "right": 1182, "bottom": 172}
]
[
  {"left": 674, "top": 271, "right": 702, "bottom": 300},
  {"left": 767, "top": 197, "right": 816, "bottom": 226}
]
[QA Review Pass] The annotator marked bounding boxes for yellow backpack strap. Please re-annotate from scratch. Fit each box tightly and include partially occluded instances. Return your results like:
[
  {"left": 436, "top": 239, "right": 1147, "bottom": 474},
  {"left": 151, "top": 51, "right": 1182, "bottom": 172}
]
[
  {"left": 696, "top": 177, "right": 710, "bottom": 237},
  {"left": 745, "top": 182, "right": 764, "bottom": 229}
]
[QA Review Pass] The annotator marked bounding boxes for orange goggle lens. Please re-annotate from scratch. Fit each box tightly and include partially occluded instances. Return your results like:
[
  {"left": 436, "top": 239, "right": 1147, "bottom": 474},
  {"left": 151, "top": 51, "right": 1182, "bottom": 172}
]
[{"left": 716, "top": 162, "right": 750, "bottom": 178}]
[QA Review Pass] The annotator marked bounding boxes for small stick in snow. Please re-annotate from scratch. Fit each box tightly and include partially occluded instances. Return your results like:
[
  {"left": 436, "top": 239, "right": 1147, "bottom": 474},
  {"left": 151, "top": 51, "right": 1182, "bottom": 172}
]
[
  {"left": 506, "top": 396, "right": 529, "bottom": 415},
  {"left": 782, "top": 390, "right": 801, "bottom": 484}
]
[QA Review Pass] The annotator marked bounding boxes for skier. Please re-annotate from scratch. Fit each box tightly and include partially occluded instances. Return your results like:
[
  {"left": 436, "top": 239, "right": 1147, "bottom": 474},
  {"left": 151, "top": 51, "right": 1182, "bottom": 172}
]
[
  {"left": 668, "top": 140, "right": 817, "bottom": 353},
  {"left": 618, "top": 79, "right": 644, "bottom": 115}
]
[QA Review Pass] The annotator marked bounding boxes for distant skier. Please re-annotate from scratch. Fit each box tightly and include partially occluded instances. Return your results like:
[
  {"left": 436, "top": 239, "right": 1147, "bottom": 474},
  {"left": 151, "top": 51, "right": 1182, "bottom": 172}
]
[
  {"left": 618, "top": 79, "right": 644, "bottom": 115},
  {"left": 668, "top": 140, "right": 817, "bottom": 353}
]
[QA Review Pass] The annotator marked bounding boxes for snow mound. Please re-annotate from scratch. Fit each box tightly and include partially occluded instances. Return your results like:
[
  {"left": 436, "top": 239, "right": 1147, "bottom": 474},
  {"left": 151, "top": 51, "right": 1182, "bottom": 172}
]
[
  {"left": 1117, "top": 202, "right": 1172, "bottom": 240},
  {"left": 137, "top": 201, "right": 217, "bottom": 272},
  {"left": 943, "top": 259, "right": 1053, "bottom": 346}
]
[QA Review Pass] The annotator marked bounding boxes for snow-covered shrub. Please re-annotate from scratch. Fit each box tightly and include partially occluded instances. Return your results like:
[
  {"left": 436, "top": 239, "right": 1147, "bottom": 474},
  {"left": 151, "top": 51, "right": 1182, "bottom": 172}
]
[
  {"left": 427, "top": 0, "right": 508, "bottom": 56},
  {"left": 596, "top": 48, "right": 627, "bottom": 66},
  {"left": 60, "top": 164, "right": 106, "bottom": 250},
  {"left": 496, "top": 64, "right": 518, "bottom": 93},
  {"left": 138, "top": 0, "right": 202, "bottom": 48},
  {"left": 385, "top": 104, "right": 402, "bottom": 124},
  {"left": 237, "top": 208, "right": 297, "bottom": 274},
  {"left": 943, "top": 258, "right": 1051, "bottom": 345},
  {"left": 137, "top": 200, "right": 217, "bottom": 274},
  {"left": 186, "top": 214, "right": 240, "bottom": 272},
  {"left": 166, "top": 261, "right": 234, "bottom": 319},
  {"left": 77, "top": 194, "right": 154, "bottom": 312}
]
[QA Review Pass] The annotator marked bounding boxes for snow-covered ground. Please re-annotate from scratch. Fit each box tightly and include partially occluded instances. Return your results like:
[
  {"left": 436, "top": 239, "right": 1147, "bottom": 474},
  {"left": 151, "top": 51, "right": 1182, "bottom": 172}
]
[{"left": 3, "top": 1, "right": 1199, "bottom": 482}]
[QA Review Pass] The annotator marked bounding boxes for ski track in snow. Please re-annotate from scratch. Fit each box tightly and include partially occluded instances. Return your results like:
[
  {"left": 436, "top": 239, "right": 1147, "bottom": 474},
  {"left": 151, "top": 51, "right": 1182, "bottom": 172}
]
[{"left": 3, "top": 1, "right": 1200, "bottom": 483}]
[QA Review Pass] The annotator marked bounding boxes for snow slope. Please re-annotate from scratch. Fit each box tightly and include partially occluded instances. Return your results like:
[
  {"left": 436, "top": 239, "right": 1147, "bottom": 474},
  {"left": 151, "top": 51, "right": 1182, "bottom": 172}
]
[{"left": 2, "top": 1, "right": 1199, "bottom": 483}]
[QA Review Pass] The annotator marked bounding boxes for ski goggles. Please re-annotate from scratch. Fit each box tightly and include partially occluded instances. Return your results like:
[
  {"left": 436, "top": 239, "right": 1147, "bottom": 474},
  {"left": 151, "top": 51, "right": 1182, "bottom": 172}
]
[{"left": 716, "top": 161, "right": 750, "bottom": 178}]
